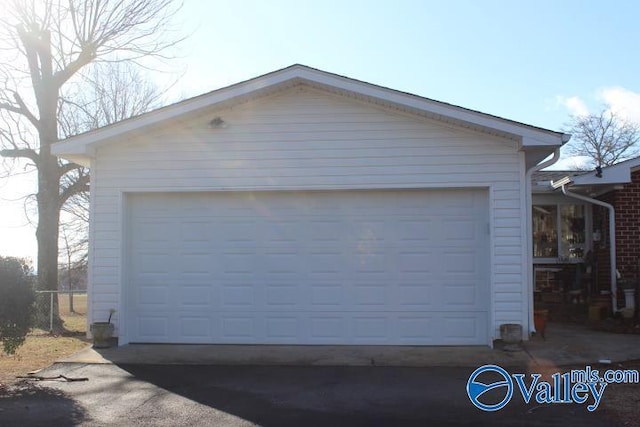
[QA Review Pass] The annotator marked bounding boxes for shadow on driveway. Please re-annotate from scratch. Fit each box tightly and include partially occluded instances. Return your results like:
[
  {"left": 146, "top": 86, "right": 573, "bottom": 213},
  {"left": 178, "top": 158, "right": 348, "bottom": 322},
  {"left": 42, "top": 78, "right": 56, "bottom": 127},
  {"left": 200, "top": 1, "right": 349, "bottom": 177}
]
[
  {"left": 0, "top": 381, "right": 87, "bottom": 426},
  {"left": 114, "top": 364, "right": 617, "bottom": 427},
  {"left": 2, "top": 363, "right": 622, "bottom": 426}
]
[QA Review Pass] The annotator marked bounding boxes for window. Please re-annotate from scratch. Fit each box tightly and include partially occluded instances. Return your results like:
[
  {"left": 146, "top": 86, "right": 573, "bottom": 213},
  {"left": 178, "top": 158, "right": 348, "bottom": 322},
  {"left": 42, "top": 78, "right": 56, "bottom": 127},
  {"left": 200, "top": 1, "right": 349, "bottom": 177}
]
[
  {"left": 560, "top": 205, "right": 586, "bottom": 259},
  {"left": 533, "top": 204, "right": 586, "bottom": 260},
  {"left": 533, "top": 205, "right": 558, "bottom": 257}
]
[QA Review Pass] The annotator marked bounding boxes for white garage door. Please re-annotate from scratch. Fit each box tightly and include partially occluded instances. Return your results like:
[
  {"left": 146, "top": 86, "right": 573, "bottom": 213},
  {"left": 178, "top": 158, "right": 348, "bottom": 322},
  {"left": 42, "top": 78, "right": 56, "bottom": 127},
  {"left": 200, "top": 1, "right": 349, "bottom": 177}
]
[{"left": 126, "top": 189, "right": 489, "bottom": 345}]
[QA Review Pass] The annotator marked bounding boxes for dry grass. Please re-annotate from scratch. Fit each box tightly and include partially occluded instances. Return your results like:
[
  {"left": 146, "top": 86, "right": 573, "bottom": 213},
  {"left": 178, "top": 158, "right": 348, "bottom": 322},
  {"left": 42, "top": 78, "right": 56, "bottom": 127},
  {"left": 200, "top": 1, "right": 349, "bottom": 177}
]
[
  {"left": 0, "top": 294, "right": 90, "bottom": 386},
  {"left": 58, "top": 294, "right": 88, "bottom": 333},
  {"left": 0, "top": 336, "right": 89, "bottom": 385}
]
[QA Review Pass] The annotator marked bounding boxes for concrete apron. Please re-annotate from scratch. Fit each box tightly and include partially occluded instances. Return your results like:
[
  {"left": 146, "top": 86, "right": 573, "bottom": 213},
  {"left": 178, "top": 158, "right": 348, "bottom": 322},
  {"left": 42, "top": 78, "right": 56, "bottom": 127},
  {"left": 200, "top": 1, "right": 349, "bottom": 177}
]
[
  {"left": 58, "top": 343, "right": 532, "bottom": 368},
  {"left": 58, "top": 324, "right": 640, "bottom": 368}
]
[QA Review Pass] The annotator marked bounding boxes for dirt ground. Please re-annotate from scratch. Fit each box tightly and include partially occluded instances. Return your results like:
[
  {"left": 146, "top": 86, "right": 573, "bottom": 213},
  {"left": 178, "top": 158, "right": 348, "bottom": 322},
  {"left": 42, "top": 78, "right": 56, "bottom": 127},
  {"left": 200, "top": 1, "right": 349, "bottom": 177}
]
[{"left": 0, "top": 294, "right": 89, "bottom": 386}]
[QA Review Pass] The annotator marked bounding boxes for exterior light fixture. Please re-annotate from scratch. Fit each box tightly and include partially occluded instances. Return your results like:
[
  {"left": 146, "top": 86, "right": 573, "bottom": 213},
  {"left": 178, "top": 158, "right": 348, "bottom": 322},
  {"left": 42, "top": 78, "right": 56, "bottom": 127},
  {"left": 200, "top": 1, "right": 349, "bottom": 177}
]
[{"left": 209, "top": 117, "right": 227, "bottom": 129}]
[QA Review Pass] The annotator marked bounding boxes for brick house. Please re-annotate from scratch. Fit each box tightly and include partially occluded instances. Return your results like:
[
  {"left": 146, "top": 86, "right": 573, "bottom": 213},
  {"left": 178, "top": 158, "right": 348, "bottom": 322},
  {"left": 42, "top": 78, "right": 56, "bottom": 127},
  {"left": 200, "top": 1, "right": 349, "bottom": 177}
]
[
  {"left": 533, "top": 157, "right": 640, "bottom": 315},
  {"left": 600, "top": 169, "right": 640, "bottom": 279}
]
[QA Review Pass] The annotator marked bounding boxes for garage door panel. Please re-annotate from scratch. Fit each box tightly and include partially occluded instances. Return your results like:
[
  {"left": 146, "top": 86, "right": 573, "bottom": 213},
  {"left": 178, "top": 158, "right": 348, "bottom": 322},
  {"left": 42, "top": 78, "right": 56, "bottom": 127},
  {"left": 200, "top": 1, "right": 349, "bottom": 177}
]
[
  {"left": 220, "top": 252, "right": 255, "bottom": 274},
  {"left": 352, "top": 253, "right": 387, "bottom": 273},
  {"left": 442, "top": 219, "right": 478, "bottom": 241},
  {"left": 266, "top": 317, "right": 299, "bottom": 339},
  {"left": 127, "top": 189, "right": 489, "bottom": 345},
  {"left": 179, "top": 317, "right": 211, "bottom": 340},
  {"left": 310, "top": 316, "right": 344, "bottom": 341},
  {"left": 133, "top": 252, "right": 172, "bottom": 275},
  {"left": 442, "top": 284, "right": 479, "bottom": 307},
  {"left": 308, "top": 253, "right": 344, "bottom": 273},
  {"left": 137, "top": 316, "right": 169, "bottom": 339},
  {"left": 137, "top": 285, "right": 170, "bottom": 309},
  {"left": 179, "top": 285, "right": 212, "bottom": 307},
  {"left": 396, "top": 315, "right": 435, "bottom": 343},
  {"left": 396, "top": 252, "right": 434, "bottom": 273},
  {"left": 397, "top": 284, "right": 434, "bottom": 308},
  {"left": 175, "top": 272, "right": 211, "bottom": 285},
  {"left": 353, "top": 284, "right": 387, "bottom": 307},
  {"left": 440, "top": 313, "right": 487, "bottom": 343},
  {"left": 177, "top": 253, "right": 210, "bottom": 273},
  {"left": 265, "top": 284, "right": 300, "bottom": 306},
  {"left": 222, "top": 285, "right": 254, "bottom": 307},
  {"left": 222, "top": 316, "right": 255, "bottom": 340},
  {"left": 353, "top": 316, "right": 388, "bottom": 343},
  {"left": 310, "top": 285, "right": 344, "bottom": 307}
]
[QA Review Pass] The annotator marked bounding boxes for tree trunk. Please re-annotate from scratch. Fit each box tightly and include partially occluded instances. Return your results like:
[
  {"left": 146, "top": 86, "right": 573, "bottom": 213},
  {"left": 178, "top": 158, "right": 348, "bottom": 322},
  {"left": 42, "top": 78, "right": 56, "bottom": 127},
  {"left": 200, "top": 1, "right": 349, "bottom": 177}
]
[
  {"left": 36, "top": 156, "right": 62, "bottom": 329},
  {"left": 35, "top": 65, "right": 63, "bottom": 329}
]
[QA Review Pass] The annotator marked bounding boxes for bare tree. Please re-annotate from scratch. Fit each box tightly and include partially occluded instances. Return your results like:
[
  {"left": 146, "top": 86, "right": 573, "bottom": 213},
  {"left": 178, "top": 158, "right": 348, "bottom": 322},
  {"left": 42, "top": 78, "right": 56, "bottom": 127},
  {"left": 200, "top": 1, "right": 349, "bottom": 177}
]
[
  {"left": 59, "top": 222, "right": 81, "bottom": 313},
  {"left": 566, "top": 110, "right": 640, "bottom": 168},
  {"left": 0, "top": 0, "right": 181, "bottom": 328},
  {"left": 58, "top": 62, "right": 165, "bottom": 138},
  {"left": 57, "top": 62, "right": 164, "bottom": 314}
]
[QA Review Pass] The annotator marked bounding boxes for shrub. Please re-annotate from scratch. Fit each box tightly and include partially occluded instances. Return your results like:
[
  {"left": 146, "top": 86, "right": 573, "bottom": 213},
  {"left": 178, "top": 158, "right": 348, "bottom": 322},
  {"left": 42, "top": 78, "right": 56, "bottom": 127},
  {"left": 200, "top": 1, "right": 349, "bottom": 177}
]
[{"left": 0, "top": 256, "right": 35, "bottom": 354}]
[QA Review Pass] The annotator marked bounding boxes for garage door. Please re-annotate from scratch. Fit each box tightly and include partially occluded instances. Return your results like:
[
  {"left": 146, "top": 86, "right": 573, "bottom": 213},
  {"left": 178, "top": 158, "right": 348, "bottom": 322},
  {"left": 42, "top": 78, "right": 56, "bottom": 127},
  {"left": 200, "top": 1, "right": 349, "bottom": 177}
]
[{"left": 126, "top": 189, "right": 489, "bottom": 345}]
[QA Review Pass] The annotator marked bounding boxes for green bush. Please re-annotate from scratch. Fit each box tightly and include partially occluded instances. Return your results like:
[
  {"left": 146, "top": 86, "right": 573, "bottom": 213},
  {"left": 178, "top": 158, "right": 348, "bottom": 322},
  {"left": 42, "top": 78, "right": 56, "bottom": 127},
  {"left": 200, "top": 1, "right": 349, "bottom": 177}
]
[{"left": 0, "top": 256, "right": 35, "bottom": 354}]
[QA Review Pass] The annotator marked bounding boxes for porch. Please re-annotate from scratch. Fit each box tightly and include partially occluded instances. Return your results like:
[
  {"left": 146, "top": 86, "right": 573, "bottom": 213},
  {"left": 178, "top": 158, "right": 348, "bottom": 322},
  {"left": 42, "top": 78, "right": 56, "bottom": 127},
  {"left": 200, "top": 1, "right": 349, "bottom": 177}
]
[{"left": 532, "top": 167, "right": 640, "bottom": 324}]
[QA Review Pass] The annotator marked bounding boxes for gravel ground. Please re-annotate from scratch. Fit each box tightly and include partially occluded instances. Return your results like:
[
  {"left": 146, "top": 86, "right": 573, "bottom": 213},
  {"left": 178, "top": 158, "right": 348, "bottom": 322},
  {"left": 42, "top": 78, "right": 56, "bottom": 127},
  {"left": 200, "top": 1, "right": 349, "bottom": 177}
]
[{"left": 600, "top": 360, "right": 640, "bottom": 426}]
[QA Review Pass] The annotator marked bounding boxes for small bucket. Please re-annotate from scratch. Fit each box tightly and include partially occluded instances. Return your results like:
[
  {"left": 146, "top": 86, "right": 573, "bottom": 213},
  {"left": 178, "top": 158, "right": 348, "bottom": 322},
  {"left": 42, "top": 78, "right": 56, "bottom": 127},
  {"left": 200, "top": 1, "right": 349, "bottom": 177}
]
[{"left": 499, "top": 323, "right": 523, "bottom": 344}]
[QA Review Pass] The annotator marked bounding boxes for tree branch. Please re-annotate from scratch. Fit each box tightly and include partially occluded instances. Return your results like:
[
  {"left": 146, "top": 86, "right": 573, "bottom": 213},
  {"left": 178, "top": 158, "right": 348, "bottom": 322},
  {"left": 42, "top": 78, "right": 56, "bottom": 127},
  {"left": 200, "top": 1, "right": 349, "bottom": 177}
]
[
  {"left": 0, "top": 92, "right": 39, "bottom": 128},
  {"left": 53, "top": 46, "right": 96, "bottom": 89},
  {"left": 16, "top": 25, "right": 43, "bottom": 90},
  {"left": 0, "top": 148, "right": 38, "bottom": 163},
  {"left": 12, "top": 91, "right": 39, "bottom": 127},
  {"left": 59, "top": 173, "right": 90, "bottom": 208},
  {"left": 58, "top": 161, "right": 83, "bottom": 177},
  {"left": 0, "top": 102, "right": 26, "bottom": 116}
]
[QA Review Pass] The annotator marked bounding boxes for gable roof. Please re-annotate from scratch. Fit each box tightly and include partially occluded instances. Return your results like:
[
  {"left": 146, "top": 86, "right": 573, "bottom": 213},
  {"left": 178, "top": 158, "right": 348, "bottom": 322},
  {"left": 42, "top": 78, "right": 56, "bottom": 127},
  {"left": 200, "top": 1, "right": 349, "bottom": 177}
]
[{"left": 52, "top": 64, "right": 570, "bottom": 166}]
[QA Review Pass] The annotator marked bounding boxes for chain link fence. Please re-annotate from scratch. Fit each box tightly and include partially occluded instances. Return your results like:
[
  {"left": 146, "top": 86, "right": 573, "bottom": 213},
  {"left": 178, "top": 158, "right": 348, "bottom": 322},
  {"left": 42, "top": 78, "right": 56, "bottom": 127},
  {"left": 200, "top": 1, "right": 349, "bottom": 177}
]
[{"left": 34, "top": 290, "right": 87, "bottom": 333}]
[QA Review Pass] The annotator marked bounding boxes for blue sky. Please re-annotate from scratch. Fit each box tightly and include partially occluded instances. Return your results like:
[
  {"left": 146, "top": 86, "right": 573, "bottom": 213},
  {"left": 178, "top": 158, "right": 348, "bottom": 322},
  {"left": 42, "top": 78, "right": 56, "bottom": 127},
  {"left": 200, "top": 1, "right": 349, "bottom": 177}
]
[
  {"left": 1, "top": 0, "right": 639, "bottom": 260},
  {"left": 170, "top": 0, "right": 640, "bottom": 131}
]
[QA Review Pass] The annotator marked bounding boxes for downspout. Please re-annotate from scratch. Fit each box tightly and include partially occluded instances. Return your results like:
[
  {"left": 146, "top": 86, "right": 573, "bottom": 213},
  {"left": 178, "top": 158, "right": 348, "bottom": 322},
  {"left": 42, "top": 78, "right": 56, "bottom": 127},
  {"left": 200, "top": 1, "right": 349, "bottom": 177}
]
[
  {"left": 525, "top": 147, "right": 562, "bottom": 336},
  {"left": 558, "top": 185, "right": 618, "bottom": 314}
]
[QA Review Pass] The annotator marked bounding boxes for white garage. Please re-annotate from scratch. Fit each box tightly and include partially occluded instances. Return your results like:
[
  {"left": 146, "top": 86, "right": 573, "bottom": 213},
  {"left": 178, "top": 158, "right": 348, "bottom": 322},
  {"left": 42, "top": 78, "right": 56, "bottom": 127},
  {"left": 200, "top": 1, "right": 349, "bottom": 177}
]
[
  {"left": 52, "top": 65, "right": 568, "bottom": 346},
  {"left": 127, "top": 189, "right": 489, "bottom": 345}
]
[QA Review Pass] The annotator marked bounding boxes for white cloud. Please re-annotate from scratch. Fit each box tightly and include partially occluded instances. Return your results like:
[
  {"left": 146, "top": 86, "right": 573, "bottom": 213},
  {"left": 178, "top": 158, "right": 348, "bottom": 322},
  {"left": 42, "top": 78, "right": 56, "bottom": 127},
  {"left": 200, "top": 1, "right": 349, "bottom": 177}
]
[
  {"left": 598, "top": 87, "right": 640, "bottom": 124},
  {"left": 556, "top": 95, "right": 589, "bottom": 117}
]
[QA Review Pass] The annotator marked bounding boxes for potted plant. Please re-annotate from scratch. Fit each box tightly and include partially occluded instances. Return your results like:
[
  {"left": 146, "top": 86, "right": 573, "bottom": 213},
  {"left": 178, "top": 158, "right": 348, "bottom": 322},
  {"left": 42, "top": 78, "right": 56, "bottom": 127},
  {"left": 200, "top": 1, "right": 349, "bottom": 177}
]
[
  {"left": 534, "top": 309, "right": 549, "bottom": 339},
  {"left": 90, "top": 309, "right": 116, "bottom": 348}
]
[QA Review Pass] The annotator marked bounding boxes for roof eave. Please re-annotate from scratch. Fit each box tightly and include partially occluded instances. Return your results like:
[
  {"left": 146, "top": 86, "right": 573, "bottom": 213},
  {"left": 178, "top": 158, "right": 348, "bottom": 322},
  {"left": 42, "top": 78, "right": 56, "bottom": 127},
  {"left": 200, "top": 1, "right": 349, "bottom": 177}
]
[{"left": 52, "top": 64, "right": 568, "bottom": 158}]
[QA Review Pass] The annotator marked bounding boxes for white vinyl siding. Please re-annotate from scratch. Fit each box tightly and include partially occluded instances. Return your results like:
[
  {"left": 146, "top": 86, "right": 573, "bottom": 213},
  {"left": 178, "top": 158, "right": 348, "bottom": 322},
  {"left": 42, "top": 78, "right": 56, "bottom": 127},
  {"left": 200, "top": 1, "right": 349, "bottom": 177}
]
[{"left": 89, "top": 85, "right": 525, "bottom": 343}]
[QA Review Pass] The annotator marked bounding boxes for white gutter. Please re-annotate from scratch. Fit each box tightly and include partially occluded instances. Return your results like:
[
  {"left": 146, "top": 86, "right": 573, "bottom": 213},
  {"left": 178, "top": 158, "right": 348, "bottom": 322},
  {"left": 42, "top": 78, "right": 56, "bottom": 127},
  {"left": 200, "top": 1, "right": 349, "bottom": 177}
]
[
  {"left": 525, "top": 147, "right": 562, "bottom": 335},
  {"left": 556, "top": 184, "right": 618, "bottom": 314}
]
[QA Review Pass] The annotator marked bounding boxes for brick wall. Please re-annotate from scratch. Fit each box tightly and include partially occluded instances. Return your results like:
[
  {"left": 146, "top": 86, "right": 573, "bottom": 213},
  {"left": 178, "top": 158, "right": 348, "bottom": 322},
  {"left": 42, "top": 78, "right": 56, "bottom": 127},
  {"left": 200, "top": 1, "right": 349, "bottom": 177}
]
[
  {"left": 595, "top": 169, "right": 640, "bottom": 288},
  {"left": 593, "top": 196, "right": 612, "bottom": 290},
  {"left": 615, "top": 169, "right": 640, "bottom": 277}
]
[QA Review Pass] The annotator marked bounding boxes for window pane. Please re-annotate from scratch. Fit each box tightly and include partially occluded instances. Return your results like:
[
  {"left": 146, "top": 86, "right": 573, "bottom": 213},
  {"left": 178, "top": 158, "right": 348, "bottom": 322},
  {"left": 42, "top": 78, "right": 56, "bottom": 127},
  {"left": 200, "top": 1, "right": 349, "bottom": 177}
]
[
  {"left": 560, "top": 205, "right": 585, "bottom": 259},
  {"left": 533, "top": 205, "right": 558, "bottom": 257}
]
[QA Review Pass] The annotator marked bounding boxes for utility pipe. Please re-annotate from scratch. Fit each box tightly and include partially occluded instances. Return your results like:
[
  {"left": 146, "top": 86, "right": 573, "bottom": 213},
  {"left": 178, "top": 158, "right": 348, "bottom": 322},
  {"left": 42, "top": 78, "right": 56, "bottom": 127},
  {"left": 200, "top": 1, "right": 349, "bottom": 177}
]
[
  {"left": 525, "top": 147, "right": 562, "bottom": 336},
  {"left": 559, "top": 185, "right": 618, "bottom": 314}
]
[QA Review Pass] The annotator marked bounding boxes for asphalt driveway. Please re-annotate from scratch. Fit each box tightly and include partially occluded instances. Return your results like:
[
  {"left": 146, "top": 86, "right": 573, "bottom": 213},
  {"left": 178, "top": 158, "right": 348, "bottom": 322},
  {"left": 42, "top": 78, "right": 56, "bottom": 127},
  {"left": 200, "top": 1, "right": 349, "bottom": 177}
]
[{"left": 0, "top": 363, "right": 621, "bottom": 426}]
